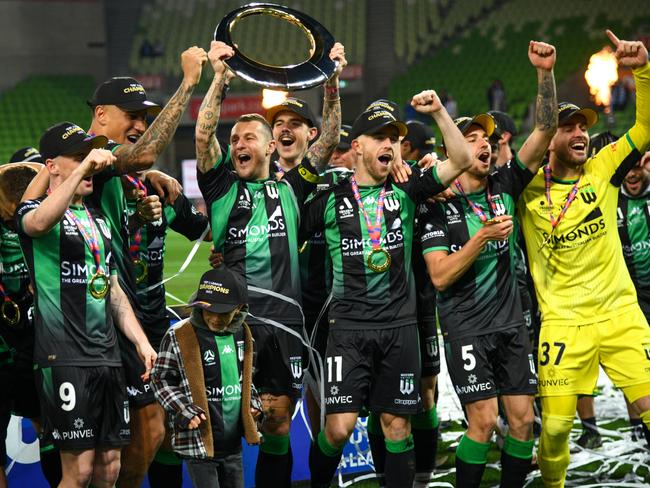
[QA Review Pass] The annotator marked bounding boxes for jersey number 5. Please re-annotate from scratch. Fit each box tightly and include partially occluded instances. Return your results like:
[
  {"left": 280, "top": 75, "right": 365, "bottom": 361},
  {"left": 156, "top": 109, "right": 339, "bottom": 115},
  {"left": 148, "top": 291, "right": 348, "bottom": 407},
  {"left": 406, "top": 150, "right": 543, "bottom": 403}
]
[{"left": 461, "top": 345, "right": 476, "bottom": 371}]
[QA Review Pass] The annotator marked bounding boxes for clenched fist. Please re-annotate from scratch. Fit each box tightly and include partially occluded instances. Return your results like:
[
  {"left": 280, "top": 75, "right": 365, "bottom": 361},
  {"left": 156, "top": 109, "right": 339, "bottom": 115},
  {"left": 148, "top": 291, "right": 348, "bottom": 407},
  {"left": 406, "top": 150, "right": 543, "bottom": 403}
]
[
  {"left": 181, "top": 46, "right": 208, "bottom": 87},
  {"left": 528, "top": 41, "right": 556, "bottom": 71},
  {"left": 411, "top": 90, "right": 443, "bottom": 115}
]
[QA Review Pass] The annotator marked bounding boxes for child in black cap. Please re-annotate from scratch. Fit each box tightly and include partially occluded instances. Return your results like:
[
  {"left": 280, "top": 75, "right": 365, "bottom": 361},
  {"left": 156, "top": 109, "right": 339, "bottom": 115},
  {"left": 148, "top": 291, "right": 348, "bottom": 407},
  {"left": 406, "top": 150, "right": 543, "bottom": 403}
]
[{"left": 151, "top": 266, "right": 261, "bottom": 488}]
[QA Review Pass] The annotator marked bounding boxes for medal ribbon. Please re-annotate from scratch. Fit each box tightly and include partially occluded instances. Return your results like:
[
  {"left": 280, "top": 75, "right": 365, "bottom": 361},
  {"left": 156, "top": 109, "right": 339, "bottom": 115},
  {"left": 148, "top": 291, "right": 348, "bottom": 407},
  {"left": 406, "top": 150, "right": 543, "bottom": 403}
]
[
  {"left": 125, "top": 175, "right": 148, "bottom": 262},
  {"left": 350, "top": 176, "right": 386, "bottom": 251},
  {"left": 453, "top": 179, "right": 498, "bottom": 224},
  {"left": 543, "top": 165, "right": 581, "bottom": 231},
  {"left": 0, "top": 282, "right": 11, "bottom": 305},
  {"left": 65, "top": 206, "right": 105, "bottom": 276}
]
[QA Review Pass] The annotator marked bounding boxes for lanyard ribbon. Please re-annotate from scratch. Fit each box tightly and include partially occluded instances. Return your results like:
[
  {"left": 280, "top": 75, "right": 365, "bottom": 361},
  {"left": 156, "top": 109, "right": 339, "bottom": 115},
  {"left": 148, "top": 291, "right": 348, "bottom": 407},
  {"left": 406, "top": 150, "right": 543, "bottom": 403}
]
[
  {"left": 453, "top": 179, "right": 498, "bottom": 224},
  {"left": 350, "top": 176, "right": 386, "bottom": 250},
  {"left": 540, "top": 165, "right": 582, "bottom": 248},
  {"left": 125, "top": 176, "right": 147, "bottom": 262}
]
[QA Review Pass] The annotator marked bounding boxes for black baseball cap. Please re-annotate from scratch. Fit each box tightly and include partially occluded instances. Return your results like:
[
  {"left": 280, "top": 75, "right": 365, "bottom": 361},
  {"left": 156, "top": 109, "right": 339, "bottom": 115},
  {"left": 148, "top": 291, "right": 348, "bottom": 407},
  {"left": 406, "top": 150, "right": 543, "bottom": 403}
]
[
  {"left": 189, "top": 266, "right": 248, "bottom": 313},
  {"left": 265, "top": 97, "right": 316, "bottom": 127},
  {"left": 337, "top": 124, "right": 353, "bottom": 150},
  {"left": 39, "top": 122, "right": 108, "bottom": 161},
  {"left": 350, "top": 107, "right": 408, "bottom": 140},
  {"left": 403, "top": 121, "right": 436, "bottom": 152},
  {"left": 454, "top": 114, "right": 495, "bottom": 137},
  {"left": 87, "top": 77, "right": 161, "bottom": 114},
  {"left": 365, "top": 99, "right": 399, "bottom": 114},
  {"left": 488, "top": 110, "right": 518, "bottom": 137},
  {"left": 558, "top": 102, "right": 598, "bottom": 128},
  {"left": 9, "top": 147, "right": 43, "bottom": 163}
]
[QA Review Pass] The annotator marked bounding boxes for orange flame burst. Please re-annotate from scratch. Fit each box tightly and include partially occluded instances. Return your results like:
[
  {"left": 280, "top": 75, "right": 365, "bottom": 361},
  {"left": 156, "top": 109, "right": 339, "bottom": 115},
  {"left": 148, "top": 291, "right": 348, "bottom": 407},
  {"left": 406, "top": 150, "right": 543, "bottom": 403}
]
[{"left": 584, "top": 46, "right": 619, "bottom": 107}]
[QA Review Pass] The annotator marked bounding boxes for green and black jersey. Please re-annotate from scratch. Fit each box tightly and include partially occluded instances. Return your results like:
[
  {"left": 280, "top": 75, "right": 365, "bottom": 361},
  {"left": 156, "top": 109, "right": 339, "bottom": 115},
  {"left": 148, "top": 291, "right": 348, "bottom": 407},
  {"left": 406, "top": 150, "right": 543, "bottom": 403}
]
[
  {"left": 126, "top": 185, "right": 209, "bottom": 347},
  {"left": 198, "top": 147, "right": 319, "bottom": 327},
  {"left": 617, "top": 185, "right": 650, "bottom": 312},
  {"left": 421, "top": 158, "right": 534, "bottom": 340},
  {"left": 300, "top": 168, "right": 446, "bottom": 329},
  {"left": 195, "top": 326, "right": 246, "bottom": 456},
  {"left": 16, "top": 198, "right": 120, "bottom": 367},
  {"left": 300, "top": 167, "right": 353, "bottom": 317},
  {"left": 0, "top": 221, "right": 34, "bottom": 345}
]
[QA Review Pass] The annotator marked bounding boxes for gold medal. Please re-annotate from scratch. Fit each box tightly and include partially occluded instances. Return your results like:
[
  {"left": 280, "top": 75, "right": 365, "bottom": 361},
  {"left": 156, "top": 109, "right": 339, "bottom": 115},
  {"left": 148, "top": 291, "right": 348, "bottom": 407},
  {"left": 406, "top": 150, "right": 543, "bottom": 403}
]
[
  {"left": 483, "top": 218, "right": 499, "bottom": 226},
  {"left": 133, "top": 259, "right": 148, "bottom": 284},
  {"left": 89, "top": 272, "right": 110, "bottom": 300},
  {"left": 366, "top": 247, "right": 391, "bottom": 273},
  {"left": 1, "top": 300, "right": 20, "bottom": 327}
]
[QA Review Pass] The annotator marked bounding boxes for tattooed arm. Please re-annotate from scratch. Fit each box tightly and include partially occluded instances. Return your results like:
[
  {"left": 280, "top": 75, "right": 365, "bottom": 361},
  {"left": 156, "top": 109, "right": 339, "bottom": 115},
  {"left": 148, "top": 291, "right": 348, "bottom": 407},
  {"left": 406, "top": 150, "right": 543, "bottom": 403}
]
[
  {"left": 518, "top": 41, "right": 558, "bottom": 172},
  {"left": 306, "top": 43, "right": 347, "bottom": 173},
  {"left": 195, "top": 41, "right": 235, "bottom": 174},
  {"left": 109, "top": 275, "right": 156, "bottom": 380},
  {"left": 113, "top": 47, "right": 208, "bottom": 174}
]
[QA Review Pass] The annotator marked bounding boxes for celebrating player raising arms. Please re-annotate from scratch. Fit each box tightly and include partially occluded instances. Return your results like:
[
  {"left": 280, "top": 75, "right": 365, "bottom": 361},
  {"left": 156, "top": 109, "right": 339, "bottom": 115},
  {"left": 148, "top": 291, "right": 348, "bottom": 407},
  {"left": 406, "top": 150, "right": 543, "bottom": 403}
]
[
  {"left": 302, "top": 90, "right": 473, "bottom": 488},
  {"left": 16, "top": 123, "right": 156, "bottom": 488},
  {"left": 422, "top": 41, "right": 558, "bottom": 488},
  {"left": 195, "top": 40, "right": 343, "bottom": 488},
  {"left": 516, "top": 30, "right": 650, "bottom": 488}
]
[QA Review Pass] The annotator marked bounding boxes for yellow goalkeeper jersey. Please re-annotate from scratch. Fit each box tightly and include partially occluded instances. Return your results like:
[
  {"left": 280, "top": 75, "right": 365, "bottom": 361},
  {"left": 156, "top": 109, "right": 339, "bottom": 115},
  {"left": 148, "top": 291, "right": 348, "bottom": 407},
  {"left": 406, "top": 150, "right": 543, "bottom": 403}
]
[{"left": 518, "top": 64, "right": 650, "bottom": 326}]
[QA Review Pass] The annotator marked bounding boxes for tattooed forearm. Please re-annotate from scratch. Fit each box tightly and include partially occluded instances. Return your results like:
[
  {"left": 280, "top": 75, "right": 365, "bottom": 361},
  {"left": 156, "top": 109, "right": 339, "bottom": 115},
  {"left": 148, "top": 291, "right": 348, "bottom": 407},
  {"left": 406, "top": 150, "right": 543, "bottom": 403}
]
[
  {"left": 307, "top": 76, "right": 341, "bottom": 172},
  {"left": 535, "top": 69, "right": 557, "bottom": 133},
  {"left": 195, "top": 74, "right": 227, "bottom": 173},
  {"left": 115, "top": 82, "right": 196, "bottom": 173}
]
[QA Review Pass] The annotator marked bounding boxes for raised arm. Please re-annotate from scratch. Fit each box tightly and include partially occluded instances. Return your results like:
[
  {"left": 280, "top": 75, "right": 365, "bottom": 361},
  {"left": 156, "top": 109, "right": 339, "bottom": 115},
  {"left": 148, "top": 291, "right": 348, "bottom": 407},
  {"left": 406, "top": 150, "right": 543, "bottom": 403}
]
[
  {"left": 195, "top": 41, "right": 235, "bottom": 174},
  {"left": 411, "top": 90, "right": 473, "bottom": 185},
  {"left": 109, "top": 274, "right": 156, "bottom": 381},
  {"left": 306, "top": 43, "right": 346, "bottom": 173},
  {"left": 113, "top": 46, "right": 207, "bottom": 174},
  {"left": 21, "top": 150, "right": 115, "bottom": 237},
  {"left": 517, "top": 41, "right": 558, "bottom": 171}
]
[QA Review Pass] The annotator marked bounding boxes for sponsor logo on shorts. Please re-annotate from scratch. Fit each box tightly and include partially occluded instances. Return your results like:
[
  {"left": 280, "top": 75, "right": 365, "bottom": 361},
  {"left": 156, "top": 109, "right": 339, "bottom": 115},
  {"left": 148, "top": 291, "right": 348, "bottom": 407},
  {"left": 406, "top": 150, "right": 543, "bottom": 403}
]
[
  {"left": 73, "top": 418, "right": 84, "bottom": 429},
  {"left": 330, "top": 385, "right": 339, "bottom": 396},
  {"left": 643, "top": 343, "right": 650, "bottom": 361},
  {"left": 290, "top": 356, "right": 303, "bottom": 379},
  {"left": 325, "top": 385, "right": 353, "bottom": 405},
  {"left": 394, "top": 398, "right": 417, "bottom": 405},
  {"left": 539, "top": 378, "right": 569, "bottom": 387},
  {"left": 203, "top": 349, "right": 216, "bottom": 365},
  {"left": 467, "top": 374, "right": 477, "bottom": 385},
  {"left": 399, "top": 373, "right": 415, "bottom": 395},
  {"left": 455, "top": 378, "right": 492, "bottom": 395}
]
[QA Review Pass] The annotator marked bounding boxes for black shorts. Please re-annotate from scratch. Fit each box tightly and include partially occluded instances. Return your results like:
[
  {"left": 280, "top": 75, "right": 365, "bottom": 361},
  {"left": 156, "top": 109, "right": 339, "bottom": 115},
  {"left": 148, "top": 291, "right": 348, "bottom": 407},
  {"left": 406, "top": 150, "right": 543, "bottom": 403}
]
[
  {"left": 303, "top": 309, "right": 329, "bottom": 394},
  {"left": 35, "top": 365, "right": 130, "bottom": 450},
  {"left": 0, "top": 362, "right": 12, "bottom": 465},
  {"left": 252, "top": 323, "right": 305, "bottom": 399},
  {"left": 9, "top": 344, "right": 41, "bottom": 419},
  {"left": 118, "top": 329, "right": 155, "bottom": 406},
  {"left": 444, "top": 325, "right": 537, "bottom": 405},
  {"left": 323, "top": 325, "right": 420, "bottom": 416},
  {"left": 418, "top": 319, "right": 440, "bottom": 378}
]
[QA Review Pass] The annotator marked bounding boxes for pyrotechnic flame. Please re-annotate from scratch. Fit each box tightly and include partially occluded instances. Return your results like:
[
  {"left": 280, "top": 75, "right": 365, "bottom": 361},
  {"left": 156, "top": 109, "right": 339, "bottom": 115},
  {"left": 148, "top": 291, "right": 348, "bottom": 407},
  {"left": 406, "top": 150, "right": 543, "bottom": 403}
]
[
  {"left": 262, "top": 89, "right": 288, "bottom": 109},
  {"left": 585, "top": 46, "right": 618, "bottom": 107}
]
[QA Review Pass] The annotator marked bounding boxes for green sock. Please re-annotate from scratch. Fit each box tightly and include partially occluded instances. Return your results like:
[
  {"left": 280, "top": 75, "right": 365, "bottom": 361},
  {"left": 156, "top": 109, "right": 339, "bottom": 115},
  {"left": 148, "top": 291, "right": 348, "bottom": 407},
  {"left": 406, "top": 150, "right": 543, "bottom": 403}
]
[
  {"left": 456, "top": 434, "right": 491, "bottom": 464},
  {"left": 260, "top": 433, "right": 290, "bottom": 455},
  {"left": 384, "top": 435, "right": 414, "bottom": 454},
  {"left": 503, "top": 435, "right": 534, "bottom": 460},
  {"left": 411, "top": 406, "right": 439, "bottom": 430},
  {"left": 317, "top": 431, "right": 343, "bottom": 457}
]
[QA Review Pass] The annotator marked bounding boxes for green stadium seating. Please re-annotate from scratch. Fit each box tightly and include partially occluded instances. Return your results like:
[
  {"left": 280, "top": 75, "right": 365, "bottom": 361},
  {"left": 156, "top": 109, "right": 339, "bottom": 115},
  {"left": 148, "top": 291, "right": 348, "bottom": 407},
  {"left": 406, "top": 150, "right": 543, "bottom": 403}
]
[{"left": 0, "top": 76, "right": 94, "bottom": 162}]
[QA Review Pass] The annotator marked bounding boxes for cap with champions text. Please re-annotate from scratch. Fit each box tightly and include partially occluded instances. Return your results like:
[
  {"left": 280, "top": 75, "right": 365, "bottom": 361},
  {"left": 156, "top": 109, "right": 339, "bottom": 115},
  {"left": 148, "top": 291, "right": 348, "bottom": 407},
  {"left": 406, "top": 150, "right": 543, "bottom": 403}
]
[
  {"left": 350, "top": 106, "right": 408, "bottom": 140},
  {"left": 9, "top": 147, "right": 43, "bottom": 164},
  {"left": 87, "top": 77, "right": 161, "bottom": 114},
  {"left": 265, "top": 97, "right": 316, "bottom": 127},
  {"left": 39, "top": 122, "right": 108, "bottom": 161},
  {"left": 189, "top": 266, "right": 248, "bottom": 313},
  {"left": 558, "top": 102, "right": 598, "bottom": 128}
]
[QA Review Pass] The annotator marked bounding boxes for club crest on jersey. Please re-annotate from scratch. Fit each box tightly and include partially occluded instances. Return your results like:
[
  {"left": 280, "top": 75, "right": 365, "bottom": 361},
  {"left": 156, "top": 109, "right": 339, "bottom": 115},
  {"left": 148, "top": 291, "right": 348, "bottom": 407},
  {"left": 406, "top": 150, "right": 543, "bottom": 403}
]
[
  {"left": 399, "top": 373, "right": 415, "bottom": 395},
  {"left": 337, "top": 197, "right": 354, "bottom": 219},
  {"left": 580, "top": 186, "right": 597, "bottom": 205},
  {"left": 96, "top": 218, "right": 111, "bottom": 239},
  {"left": 488, "top": 194, "right": 506, "bottom": 216},
  {"left": 290, "top": 356, "right": 303, "bottom": 379},
  {"left": 384, "top": 193, "right": 400, "bottom": 212},
  {"left": 265, "top": 183, "right": 279, "bottom": 200}
]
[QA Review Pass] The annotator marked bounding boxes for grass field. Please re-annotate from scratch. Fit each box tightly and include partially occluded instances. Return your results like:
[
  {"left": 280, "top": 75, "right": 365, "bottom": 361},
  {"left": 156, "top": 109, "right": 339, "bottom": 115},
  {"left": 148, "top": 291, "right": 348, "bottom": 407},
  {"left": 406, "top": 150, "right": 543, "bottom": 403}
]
[{"left": 161, "top": 233, "right": 650, "bottom": 487}]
